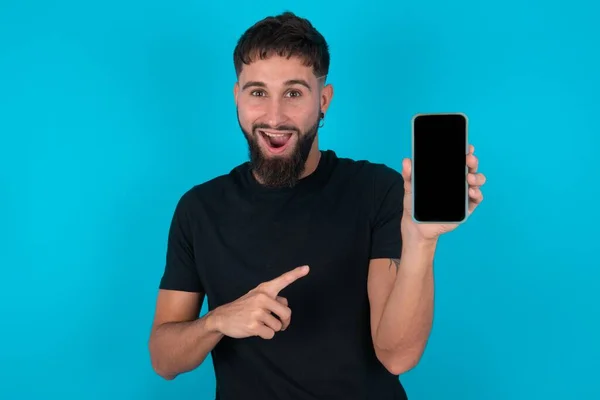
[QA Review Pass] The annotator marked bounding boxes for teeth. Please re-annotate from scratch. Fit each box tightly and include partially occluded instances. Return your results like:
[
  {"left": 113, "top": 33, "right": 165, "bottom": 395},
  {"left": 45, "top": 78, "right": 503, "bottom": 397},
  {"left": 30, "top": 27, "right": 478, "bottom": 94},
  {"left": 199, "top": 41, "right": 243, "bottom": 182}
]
[{"left": 262, "top": 131, "right": 289, "bottom": 138}]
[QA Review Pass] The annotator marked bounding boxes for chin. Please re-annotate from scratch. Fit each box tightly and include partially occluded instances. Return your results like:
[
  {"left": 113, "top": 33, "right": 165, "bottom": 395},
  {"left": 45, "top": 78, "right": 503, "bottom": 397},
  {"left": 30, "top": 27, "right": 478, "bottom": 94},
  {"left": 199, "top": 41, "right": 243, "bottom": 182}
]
[
  {"left": 259, "top": 144, "right": 297, "bottom": 160},
  {"left": 239, "top": 116, "right": 318, "bottom": 188},
  {"left": 247, "top": 134, "right": 308, "bottom": 188}
]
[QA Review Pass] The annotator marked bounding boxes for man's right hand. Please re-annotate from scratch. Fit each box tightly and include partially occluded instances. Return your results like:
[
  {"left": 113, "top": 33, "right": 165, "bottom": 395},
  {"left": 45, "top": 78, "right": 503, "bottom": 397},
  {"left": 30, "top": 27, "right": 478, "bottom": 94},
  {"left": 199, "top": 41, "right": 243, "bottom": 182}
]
[{"left": 210, "top": 265, "right": 310, "bottom": 340}]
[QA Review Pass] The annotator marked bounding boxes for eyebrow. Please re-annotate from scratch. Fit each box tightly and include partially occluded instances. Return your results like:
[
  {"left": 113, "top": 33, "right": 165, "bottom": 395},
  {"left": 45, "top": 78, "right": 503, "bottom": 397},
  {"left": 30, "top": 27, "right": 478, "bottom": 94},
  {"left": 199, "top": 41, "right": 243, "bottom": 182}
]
[{"left": 241, "top": 79, "right": 312, "bottom": 92}]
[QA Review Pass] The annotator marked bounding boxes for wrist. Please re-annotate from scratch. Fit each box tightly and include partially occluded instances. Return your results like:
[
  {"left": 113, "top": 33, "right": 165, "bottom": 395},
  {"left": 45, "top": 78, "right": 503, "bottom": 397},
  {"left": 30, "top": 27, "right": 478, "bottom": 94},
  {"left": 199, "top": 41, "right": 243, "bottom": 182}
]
[
  {"left": 401, "top": 238, "right": 437, "bottom": 267},
  {"left": 204, "top": 309, "right": 224, "bottom": 334},
  {"left": 401, "top": 216, "right": 440, "bottom": 245},
  {"left": 403, "top": 237, "right": 437, "bottom": 253}
]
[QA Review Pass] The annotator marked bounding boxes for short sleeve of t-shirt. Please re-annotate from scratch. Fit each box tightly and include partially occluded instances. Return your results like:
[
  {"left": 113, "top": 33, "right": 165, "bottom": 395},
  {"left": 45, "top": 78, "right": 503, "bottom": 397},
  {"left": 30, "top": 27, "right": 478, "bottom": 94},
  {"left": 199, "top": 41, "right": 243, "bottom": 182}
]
[
  {"left": 159, "top": 192, "right": 204, "bottom": 293},
  {"left": 369, "top": 165, "right": 405, "bottom": 260}
]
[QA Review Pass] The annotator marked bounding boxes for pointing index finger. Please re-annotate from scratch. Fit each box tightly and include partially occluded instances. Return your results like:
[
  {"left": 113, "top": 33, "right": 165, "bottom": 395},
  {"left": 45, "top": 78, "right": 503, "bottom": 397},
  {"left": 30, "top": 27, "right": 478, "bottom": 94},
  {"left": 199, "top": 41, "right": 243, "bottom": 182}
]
[{"left": 262, "top": 265, "right": 310, "bottom": 296}]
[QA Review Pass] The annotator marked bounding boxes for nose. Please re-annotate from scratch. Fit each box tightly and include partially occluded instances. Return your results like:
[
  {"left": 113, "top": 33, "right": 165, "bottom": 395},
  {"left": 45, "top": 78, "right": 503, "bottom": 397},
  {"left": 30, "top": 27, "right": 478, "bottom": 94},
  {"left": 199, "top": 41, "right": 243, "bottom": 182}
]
[{"left": 264, "top": 98, "right": 286, "bottom": 128}]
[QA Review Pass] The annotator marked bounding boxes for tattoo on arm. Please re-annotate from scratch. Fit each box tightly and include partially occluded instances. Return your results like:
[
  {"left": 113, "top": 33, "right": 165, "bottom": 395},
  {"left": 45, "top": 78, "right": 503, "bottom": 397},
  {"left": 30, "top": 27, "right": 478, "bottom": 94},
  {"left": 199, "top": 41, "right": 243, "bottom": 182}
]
[{"left": 388, "top": 258, "right": 401, "bottom": 272}]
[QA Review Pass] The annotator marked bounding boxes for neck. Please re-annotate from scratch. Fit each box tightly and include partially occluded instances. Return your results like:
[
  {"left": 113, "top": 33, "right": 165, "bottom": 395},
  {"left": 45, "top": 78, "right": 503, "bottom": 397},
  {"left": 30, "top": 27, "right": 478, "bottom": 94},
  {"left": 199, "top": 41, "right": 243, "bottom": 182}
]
[{"left": 300, "top": 146, "right": 322, "bottom": 179}]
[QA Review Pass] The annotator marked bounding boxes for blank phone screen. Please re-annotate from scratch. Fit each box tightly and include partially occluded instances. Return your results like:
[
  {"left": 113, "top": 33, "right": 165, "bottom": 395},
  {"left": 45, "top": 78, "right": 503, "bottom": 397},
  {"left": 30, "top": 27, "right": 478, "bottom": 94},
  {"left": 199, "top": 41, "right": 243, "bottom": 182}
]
[{"left": 412, "top": 113, "right": 467, "bottom": 223}]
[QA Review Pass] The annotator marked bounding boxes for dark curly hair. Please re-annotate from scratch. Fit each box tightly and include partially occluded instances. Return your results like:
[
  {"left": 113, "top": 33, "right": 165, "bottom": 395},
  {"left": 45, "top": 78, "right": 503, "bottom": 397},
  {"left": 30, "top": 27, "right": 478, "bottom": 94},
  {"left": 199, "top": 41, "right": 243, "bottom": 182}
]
[{"left": 233, "top": 11, "right": 330, "bottom": 80}]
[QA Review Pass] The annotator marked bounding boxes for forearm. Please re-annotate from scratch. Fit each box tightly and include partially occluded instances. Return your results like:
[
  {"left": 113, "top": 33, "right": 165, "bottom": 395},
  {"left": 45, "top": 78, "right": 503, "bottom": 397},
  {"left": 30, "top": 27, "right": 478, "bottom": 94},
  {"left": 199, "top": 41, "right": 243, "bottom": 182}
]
[
  {"left": 375, "top": 240, "right": 436, "bottom": 370},
  {"left": 149, "top": 311, "right": 223, "bottom": 379}
]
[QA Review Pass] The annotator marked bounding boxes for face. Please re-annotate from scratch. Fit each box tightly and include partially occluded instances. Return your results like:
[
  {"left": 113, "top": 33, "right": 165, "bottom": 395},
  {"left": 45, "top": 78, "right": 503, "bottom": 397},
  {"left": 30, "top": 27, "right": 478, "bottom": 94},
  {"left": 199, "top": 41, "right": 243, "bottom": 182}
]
[{"left": 234, "top": 55, "right": 333, "bottom": 188}]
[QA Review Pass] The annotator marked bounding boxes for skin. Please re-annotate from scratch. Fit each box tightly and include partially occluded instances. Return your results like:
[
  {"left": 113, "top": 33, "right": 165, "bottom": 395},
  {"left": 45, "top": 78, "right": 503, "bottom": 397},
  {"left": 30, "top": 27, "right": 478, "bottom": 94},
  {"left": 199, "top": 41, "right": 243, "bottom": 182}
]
[
  {"left": 149, "top": 266, "right": 309, "bottom": 380},
  {"left": 148, "top": 55, "right": 487, "bottom": 379},
  {"left": 369, "top": 145, "right": 485, "bottom": 374},
  {"left": 233, "top": 55, "right": 334, "bottom": 182}
]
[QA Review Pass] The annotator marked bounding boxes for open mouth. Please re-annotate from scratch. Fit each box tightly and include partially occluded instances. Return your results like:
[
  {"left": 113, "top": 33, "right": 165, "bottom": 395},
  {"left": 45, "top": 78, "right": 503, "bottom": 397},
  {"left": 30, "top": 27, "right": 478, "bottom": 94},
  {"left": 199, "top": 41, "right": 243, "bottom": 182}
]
[{"left": 258, "top": 130, "right": 295, "bottom": 154}]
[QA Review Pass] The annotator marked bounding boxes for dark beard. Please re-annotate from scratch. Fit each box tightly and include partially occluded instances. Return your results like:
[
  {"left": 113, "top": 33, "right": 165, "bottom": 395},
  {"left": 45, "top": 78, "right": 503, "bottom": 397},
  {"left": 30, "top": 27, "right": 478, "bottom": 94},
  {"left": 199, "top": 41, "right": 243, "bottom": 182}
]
[{"left": 238, "top": 115, "right": 319, "bottom": 188}]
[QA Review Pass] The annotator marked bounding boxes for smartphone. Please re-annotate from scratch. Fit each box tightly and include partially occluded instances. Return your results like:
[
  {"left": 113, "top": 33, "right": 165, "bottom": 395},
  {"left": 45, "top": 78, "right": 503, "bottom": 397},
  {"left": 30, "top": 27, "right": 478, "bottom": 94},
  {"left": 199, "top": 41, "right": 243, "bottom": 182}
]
[{"left": 411, "top": 113, "right": 468, "bottom": 224}]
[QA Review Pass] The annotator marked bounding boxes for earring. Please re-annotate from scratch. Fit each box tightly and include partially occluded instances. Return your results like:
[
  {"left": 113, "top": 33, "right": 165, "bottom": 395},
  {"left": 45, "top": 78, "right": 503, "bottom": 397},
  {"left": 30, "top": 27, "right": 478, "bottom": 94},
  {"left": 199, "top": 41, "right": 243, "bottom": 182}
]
[{"left": 319, "top": 111, "right": 325, "bottom": 128}]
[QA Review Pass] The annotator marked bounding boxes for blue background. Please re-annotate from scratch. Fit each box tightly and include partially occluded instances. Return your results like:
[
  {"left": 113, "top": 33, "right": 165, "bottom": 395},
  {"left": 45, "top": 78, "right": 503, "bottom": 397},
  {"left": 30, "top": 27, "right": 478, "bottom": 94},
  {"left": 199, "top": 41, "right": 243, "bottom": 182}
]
[{"left": 1, "top": 0, "right": 598, "bottom": 399}]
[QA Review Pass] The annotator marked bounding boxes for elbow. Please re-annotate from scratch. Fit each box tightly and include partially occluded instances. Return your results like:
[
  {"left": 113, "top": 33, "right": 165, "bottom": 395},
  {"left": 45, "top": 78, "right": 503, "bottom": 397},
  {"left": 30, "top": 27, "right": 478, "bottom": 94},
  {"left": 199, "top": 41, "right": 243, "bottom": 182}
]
[
  {"left": 149, "top": 339, "right": 177, "bottom": 381},
  {"left": 375, "top": 346, "right": 423, "bottom": 376},
  {"left": 157, "top": 372, "right": 177, "bottom": 381},
  {"left": 382, "top": 356, "right": 420, "bottom": 376},
  {"left": 150, "top": 354, "right": 178, "bottom": 381}
]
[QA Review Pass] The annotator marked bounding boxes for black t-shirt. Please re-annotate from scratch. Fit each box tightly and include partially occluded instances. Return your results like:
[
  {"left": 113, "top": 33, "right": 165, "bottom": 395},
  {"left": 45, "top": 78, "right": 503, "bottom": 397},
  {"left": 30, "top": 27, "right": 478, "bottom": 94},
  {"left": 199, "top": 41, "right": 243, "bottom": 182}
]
[{"left": 159, "top": 150, "right": 408, "bottom": 400}]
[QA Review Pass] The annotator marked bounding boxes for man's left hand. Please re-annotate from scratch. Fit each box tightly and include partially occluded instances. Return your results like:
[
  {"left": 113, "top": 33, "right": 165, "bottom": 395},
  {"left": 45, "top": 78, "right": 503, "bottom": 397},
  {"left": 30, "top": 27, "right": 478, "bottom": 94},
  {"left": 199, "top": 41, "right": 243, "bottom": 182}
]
[{"left": 400, "top": 144, "right": 486, "bottom": 242}]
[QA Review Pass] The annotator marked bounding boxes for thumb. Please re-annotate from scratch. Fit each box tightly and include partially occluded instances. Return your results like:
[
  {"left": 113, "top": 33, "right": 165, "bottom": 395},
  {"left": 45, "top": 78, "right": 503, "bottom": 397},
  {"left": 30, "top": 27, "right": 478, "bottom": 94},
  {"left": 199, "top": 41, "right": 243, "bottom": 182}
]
[{"left": 401, "top": 158, "right": 412, "bottom": 195}]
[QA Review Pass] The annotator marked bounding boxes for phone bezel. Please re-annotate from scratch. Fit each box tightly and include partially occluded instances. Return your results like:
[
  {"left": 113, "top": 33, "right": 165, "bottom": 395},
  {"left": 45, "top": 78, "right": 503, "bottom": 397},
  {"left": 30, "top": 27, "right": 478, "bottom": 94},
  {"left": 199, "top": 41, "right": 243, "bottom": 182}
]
[{"left": 410, "top": 112, "right": 469, "bottom": 224}]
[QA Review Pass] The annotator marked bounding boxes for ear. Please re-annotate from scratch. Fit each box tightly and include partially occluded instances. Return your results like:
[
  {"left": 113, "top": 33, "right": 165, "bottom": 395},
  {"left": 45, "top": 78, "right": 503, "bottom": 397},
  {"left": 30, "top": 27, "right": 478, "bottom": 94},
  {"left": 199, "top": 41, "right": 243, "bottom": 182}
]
[
  {"left": 320, "top": 83, "right": 334, "bottom": 115},
  {"left": 233, "top": 82, "right": 240, "bottom": 105}
]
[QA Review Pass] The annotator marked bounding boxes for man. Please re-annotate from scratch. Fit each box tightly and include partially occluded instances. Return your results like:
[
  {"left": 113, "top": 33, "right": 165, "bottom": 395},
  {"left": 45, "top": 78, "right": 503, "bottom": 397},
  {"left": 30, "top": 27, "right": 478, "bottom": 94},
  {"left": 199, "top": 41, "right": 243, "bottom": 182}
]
[{"left": 148, "top": 11, "right": 486, "bottom": 400}]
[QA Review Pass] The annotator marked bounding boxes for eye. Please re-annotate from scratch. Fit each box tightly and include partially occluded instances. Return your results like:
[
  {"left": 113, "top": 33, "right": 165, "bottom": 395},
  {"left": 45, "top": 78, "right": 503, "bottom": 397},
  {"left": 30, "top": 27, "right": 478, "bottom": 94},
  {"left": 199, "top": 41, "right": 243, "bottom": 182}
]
[
  {"left": 285, "top": 90, "right": 302, "bottom": 98},
  {"left": 250, "top": 90, "right": 266, "bottom": 97}
]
